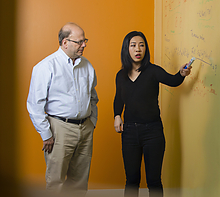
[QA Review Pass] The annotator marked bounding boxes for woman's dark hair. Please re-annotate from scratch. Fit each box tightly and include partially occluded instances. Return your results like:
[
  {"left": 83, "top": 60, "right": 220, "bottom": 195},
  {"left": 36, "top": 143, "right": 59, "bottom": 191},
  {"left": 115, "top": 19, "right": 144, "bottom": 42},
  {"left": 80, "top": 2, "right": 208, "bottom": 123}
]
[{"left": 121, "top": 31, "right": 150, "bottom": 74}]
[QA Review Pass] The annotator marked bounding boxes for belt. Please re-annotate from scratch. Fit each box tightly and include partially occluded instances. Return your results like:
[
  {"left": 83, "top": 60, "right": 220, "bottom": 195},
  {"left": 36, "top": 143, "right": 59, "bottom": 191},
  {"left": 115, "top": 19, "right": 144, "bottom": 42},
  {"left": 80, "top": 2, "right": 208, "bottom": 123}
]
[{"left": 48, "top": 115, "right": 87, "bottom": 125}]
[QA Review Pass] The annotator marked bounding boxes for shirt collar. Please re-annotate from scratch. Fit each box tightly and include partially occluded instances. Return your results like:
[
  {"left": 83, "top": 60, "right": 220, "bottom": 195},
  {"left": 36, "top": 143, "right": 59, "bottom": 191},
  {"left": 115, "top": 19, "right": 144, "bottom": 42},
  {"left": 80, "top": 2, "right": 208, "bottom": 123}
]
[
  {"left": 58, "top": 47, "right": 82, "bottom": 67},
  {"left": 69, "top": 57, "right": 81, "bottom": 67}
]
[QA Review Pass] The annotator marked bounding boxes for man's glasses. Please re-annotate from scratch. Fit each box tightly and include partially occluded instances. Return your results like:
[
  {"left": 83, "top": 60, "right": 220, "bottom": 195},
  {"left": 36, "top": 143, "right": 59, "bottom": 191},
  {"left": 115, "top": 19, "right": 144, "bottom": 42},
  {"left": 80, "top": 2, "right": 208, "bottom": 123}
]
[{"left": 66, "top": 38, "right": 88, "bottom": 45}]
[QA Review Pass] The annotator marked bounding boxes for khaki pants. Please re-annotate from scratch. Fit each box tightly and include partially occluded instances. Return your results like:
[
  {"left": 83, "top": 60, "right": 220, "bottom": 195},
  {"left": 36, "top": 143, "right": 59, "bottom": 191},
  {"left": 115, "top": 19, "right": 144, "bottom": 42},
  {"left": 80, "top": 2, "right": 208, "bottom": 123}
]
[{"left": 44, "top": 116, "right": 94, "bottom": 196}]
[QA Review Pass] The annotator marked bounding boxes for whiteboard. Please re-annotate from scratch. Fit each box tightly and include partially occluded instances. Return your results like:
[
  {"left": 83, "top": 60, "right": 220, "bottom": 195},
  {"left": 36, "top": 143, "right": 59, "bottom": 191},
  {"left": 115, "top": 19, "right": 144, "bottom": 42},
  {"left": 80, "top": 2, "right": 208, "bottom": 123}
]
[{"left": 160, "top": 0, "right": 220, "bottom": 196}]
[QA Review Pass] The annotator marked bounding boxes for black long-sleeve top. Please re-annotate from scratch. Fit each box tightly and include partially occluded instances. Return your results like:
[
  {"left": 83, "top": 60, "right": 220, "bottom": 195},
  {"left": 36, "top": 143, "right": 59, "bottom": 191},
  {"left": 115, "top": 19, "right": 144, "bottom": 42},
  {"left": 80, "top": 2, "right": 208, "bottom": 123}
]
[{"left": 113, "top": 63, "right": 185, "bottom": 124}]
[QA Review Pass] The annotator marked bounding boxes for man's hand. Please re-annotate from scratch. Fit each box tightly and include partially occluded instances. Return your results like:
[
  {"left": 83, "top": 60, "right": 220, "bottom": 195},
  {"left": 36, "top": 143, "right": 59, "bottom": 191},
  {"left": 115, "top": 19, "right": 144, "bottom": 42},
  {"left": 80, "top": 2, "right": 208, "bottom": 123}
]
[{"left": 42, "top": 137, "right": 54, "bottom": 153}]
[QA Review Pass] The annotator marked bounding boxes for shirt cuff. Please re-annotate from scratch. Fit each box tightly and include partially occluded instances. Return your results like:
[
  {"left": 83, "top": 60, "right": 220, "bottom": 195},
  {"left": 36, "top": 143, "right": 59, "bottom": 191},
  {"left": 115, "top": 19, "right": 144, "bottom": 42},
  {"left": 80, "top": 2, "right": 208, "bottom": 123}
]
[{"left": 40, "top": 130, "right": 53, "bottom": 141}]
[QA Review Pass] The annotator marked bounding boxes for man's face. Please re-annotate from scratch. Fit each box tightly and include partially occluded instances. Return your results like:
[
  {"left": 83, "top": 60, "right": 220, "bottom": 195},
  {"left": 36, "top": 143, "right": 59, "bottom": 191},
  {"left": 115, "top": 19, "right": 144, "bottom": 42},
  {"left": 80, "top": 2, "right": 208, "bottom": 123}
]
[{"left": 64, "top": 28, "right": 87, "bottom": 60}]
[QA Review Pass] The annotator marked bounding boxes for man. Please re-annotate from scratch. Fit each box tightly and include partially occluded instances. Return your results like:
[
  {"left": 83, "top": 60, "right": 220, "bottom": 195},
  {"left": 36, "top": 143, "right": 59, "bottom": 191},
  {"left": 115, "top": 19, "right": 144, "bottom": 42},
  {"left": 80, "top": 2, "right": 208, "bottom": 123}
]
[{"left": 27, "top": 22, "right": 98, "bottom": 195}]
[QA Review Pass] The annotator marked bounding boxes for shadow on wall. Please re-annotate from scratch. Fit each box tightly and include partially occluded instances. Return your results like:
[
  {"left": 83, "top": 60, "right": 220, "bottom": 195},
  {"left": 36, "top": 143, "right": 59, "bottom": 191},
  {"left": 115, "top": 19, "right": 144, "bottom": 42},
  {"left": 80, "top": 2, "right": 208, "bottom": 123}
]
[
  {"left": 0, "top": 1, "right": 22, "bottom": 197},
  {"left": 162, "top": 84, "right": 182, "bottom": 189},
  {"left": 161, "top": 59, "right": 199, "bottom": 193}
]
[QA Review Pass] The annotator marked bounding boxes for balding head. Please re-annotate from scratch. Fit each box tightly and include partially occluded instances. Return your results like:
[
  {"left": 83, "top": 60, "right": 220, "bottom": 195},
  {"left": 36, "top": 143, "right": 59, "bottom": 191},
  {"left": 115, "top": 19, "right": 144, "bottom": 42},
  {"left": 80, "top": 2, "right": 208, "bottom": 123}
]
[
  {"left": 59, "top": 22, "right": 87, "bottom": 61},
  {"left": 58, "top": 22, "right": 84, "bottom": 46}
]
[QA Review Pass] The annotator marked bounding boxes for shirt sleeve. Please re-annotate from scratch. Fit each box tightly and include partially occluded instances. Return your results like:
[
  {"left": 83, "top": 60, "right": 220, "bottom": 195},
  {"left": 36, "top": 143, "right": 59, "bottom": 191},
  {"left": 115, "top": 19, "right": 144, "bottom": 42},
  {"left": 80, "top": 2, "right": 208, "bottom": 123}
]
[
  {"left": 90, "top": 70, "right": 99, "bottom": 127},
  {"left": 27, "top": 64, "right": 53, "bottom": 141},
  {"left": 113, "top": 71, "right": 124, "bottom": 117},
  {"left": 154, "top": 65, "right": 185, "bottom": 87}
]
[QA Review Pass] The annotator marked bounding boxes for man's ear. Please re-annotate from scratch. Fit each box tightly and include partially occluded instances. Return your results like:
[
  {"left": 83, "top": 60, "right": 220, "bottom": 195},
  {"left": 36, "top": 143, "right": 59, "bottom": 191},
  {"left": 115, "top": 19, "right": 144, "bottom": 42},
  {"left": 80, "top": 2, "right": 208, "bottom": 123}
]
[{"left": 62, "top": 39, "right": 68, "bottom": 49}]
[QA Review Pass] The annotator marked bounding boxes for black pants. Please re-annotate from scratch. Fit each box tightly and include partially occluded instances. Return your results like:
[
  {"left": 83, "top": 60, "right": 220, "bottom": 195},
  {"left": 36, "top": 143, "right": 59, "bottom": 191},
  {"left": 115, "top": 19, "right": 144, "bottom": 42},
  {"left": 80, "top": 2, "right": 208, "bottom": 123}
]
[{"left": 122, "top": 121, "right": 165, "bottom": 197}]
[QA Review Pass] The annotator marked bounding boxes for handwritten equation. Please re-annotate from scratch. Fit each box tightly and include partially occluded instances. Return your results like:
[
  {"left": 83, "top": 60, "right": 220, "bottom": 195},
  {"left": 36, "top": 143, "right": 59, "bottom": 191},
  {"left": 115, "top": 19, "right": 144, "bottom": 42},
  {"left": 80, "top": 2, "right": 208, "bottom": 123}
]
[
  {"left": 164, "top": 44, "right": 217, "bottom": 74},
  {"left": 162, "top": 0, "right": 218, "bottom": 99},
  {"left": 164, "top": 0, "right": 215, "bottom": 34}
]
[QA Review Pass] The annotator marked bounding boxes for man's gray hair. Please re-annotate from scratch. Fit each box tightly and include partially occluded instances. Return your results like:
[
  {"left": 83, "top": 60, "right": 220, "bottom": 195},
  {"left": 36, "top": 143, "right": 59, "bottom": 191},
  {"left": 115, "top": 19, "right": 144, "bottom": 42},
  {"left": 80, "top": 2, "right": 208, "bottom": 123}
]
[{"left": 58, "top": 27, "right": 71, "bottom": 46}]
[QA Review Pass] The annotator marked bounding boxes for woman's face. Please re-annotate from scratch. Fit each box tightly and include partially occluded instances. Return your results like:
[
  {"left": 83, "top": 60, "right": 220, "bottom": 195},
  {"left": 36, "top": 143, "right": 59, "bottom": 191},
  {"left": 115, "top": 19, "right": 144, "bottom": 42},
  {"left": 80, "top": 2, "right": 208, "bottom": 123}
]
[{"left": 129, "top": 36, "right": 146, "bottom": 64}]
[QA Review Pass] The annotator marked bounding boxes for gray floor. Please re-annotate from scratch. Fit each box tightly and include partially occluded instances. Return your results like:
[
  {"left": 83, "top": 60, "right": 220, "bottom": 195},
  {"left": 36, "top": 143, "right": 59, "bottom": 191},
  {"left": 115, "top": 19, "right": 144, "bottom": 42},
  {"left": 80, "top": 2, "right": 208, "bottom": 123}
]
[
  {"left": 23, "top": 187, "right": 182, "bottom": 197},
  {"left": 86, "top": 188, "right": 182, "bottom": 197},
  {"left": 23, "top": 188, "right": 149, "bottom": 197},
  {"left": 86, "top": 189, "right": 149, "bottom": 197}
]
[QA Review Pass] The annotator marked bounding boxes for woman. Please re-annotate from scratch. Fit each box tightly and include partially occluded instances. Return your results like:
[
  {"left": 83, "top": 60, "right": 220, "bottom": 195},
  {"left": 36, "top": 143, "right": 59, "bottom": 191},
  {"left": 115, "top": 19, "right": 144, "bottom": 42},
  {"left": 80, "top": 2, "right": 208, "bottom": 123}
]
[{"left": 113, "top": 31, "right": 191, "bottom": 197}]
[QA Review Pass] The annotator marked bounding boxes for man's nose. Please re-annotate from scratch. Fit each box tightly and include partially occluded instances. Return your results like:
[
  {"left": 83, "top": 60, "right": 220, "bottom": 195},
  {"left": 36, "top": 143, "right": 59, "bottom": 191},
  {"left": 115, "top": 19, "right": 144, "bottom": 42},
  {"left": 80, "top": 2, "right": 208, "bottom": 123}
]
[{"left": 81, "top": 42, "right": 86, "bottom": 47}]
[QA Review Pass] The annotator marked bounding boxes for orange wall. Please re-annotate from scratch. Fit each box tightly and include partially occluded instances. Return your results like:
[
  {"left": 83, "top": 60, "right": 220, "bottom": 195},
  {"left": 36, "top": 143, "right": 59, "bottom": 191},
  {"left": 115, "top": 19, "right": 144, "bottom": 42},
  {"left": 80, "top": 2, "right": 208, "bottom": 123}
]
[{"left": 15, "top": 0, "right": 154, "bottom": 189}]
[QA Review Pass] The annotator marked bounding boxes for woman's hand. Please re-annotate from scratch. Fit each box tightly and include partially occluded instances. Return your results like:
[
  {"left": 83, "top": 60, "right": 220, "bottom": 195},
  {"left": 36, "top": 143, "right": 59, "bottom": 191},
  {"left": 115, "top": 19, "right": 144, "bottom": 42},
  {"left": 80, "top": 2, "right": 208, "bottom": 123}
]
[
  {"left": 114, "top": 115, "right": 123, "bottom": 133},
  {"left": 180, "top": 64, "right": 192, "bottom": 77}
]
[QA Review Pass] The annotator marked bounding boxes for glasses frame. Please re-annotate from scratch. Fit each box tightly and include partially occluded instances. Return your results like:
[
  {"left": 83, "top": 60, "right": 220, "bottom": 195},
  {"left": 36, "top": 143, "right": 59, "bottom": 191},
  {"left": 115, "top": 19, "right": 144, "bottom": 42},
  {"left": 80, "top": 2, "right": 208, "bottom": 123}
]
[{"left": 66, "top": 38, "right": 88, "bottom": 45}]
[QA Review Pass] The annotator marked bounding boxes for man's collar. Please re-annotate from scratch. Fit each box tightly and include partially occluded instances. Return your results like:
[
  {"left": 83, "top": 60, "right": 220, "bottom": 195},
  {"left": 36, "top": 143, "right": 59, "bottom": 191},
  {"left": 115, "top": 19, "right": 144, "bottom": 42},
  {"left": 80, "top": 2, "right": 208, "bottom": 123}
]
[
  {"left": 68, "top": 57, "right": 82, "bottom": 67},
  {"left": 58, "top": 47, "right": 82, "bottom": 66}
]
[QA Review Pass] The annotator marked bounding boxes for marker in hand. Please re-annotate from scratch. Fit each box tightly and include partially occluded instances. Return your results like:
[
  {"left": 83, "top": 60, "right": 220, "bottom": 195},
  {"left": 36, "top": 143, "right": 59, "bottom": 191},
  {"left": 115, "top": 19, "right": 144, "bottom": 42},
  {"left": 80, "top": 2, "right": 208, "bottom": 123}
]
[{"left": 184, "top": 57, "right": 195, "bottom": 69}]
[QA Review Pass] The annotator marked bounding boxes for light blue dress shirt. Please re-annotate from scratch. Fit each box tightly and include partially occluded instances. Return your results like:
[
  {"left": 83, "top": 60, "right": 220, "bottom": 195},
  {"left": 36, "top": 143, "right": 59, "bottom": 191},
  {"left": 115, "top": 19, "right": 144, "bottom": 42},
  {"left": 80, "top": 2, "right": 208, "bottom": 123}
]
[{"left": 27, "top": 47, "right": 98, "bottom": 141}]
